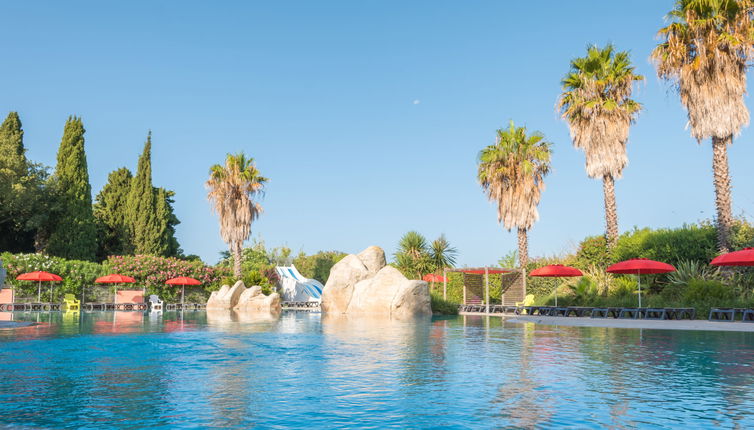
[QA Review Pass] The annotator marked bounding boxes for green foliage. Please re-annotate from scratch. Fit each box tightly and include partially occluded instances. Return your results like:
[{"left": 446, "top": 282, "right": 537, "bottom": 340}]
[
  {"left": 107, "top": 254, "right": 228, "bottom": 301},
  {"left": 394, "top": 231, "right": 457, "bottom": 279},
  {"left": 292, "top": 250, "right": 346, "bottom": 284},
  {"left": 498, "top": 250, "right": 517, "bottom": 269},
  {"left": 0, "top": 112, "right": 49, "bottom": 253},
  {"left": 127, "top": 133, "right": 161, "bottom": 255},
  {"left": 575, "top": 236, "right": 611, "bottom": 268},
  {"left": 46, "top": 116, "right": 97, "bottom": 261},
  {"left": 94, "top": 167, "right": 133, "bottom": 259},
  {"left": 430, "top": 291, "right": 459, "bottom": 315},
  {"left": 154, "top": 187, "right": 181, "bottom": 257},
  {"left": 2, "top": 252, "right": 106, "bottom": 301},
  {"left": 666, "top": 259, "right": 721, "bottom": 286}
]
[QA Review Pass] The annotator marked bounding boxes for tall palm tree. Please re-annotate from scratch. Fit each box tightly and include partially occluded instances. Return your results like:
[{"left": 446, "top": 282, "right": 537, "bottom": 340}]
[
  {"left": 652, "top": 0, "right": 754, "bottom": 252},
  {"left": 477, "top": 121, "right": 552, "bottom": 268},
  {"left": 206, "top": 153, "right": 267, "bottom": 279},
  {"left": 558, "top": 44, "right": 644, "bottom": 249}
]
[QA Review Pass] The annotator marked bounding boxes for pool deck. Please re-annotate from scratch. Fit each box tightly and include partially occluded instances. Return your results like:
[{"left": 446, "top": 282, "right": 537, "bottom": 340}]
[{"left": 460, "top": 312, "right": 754, "bottom": 332}]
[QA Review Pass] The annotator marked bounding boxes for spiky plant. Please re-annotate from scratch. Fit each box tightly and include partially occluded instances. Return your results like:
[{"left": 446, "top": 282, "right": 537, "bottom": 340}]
[
  {"left": 558, "top": 44, "right": 643, "bottom": 248},
  {"left": 477, "top": 121, "right": 552, "bottom": 268},
  {"left": 206, "top": 153, "right": 267, "bottom": 279},
  {"left": 394, "top": 231, "right": 431, "bottom": 279},
  {"left": 429, "top": 234, "right": 458, "bottom": 270},
  {"left": 652, "top": 0, "right": 754, "bottom": 252}
]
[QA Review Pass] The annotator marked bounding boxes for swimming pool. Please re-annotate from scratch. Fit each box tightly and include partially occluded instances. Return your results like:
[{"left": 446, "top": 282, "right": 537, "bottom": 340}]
[{"left": 1, "top": 311, "right": 753, "bottom": 428}]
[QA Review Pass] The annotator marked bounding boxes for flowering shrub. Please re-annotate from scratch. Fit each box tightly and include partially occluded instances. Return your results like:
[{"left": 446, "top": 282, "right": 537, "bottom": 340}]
[
  {"left": 106, "top": 254, "right": 230, "bottom": 300},
  {"left": 0, "top": 252, "right": 229, "bottom": 302},
  {"left": 1, "top": 252, "right": 106, "bottom": 300}
]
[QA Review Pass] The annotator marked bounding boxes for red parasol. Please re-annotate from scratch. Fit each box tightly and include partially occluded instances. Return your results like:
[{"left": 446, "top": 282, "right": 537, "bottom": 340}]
[
  {"left": 95, "top": 274, "right": 136, "bottom": 304},
  {"left": 16, "top": 271, "right": 62, "bottom": 302},
  {"left": 95, "top": 274, "right": 136, "bottom": 284},
  {"left": 606, "top": 258, "right": 676, "bottom": 307},
  {"left": 165, "top": 277, "right": 201, "bottom": 305},
  {"left": 423, "top": 273, "right": 448, "bottom": 283},
  {"left": 711, "top": 248, "right": 754, "bottom": 266},
  {"left": 529, "top": 265, "right": 583, "bottom": 307}
]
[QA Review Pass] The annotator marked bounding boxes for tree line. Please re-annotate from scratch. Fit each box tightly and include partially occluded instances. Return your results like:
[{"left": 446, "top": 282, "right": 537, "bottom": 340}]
[
  {"left": 0, "top": 112, "right": 181, "bottom": 262},
  {"left": 479, "top": 1, "right": 751, "bottom": 267}
]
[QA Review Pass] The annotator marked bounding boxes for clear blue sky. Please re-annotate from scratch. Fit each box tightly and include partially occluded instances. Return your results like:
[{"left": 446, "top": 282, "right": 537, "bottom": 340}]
[{"left": 3, "top": 1, "right": 754, "bottom": 266}]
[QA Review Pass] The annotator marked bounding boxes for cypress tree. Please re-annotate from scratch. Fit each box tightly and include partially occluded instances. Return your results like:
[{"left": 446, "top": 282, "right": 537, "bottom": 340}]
[
  {"left": 0, "top": 112, "right": 47, "bottom": 252},
  {"left": 127, "top": 132, "right": 161, "bottom": 254},
  {"left": 94, "top": 167, "right": 133, "bottom": 259},
  {"left": 154, "top": 187, "right": 182, "bottom": 257},
  {"left": 46, "top": 116, "right": 97, "bottom": 260}
]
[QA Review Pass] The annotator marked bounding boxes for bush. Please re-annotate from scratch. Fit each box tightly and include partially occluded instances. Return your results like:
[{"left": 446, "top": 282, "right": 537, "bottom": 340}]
[
  {"left": 430, "top": 291, "right": 459, "bottom": 315},
  {"left": 2, "top": 252, "right": 107, "bottom": 301},
  {"left": 106, "top": 254, "right": 228, "bottom": 301}
]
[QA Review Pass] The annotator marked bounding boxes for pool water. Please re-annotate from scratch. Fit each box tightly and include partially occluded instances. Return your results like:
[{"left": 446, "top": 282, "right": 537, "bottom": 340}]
[{"left": 1, "top": 311, "right": 753, "bottom": 428}]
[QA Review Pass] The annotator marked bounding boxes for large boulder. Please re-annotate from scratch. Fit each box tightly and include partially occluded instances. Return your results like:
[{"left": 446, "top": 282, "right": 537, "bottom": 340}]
[
  {"left": 320, "top": 254, "right": 371, "bottom": 314},
  {"left": 206, "top": 280, "right": 246, "bottom": 309},
  {"left": 357, "top": 246, "right": 386, "bottom": 275},
  {"left": 235, "top": 285, "right": 282, "bottom": 315},
  {"left": 320, "top": 246, "right": 431, "bottom": 319}
]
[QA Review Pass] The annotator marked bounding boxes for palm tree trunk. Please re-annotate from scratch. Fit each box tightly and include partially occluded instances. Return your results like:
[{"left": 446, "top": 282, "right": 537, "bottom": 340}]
[
  {"left": 517, "top": 227, "right": 528, "bottom": 268},
  {"left": 712, "top": 136, "right": 733, "bottom": 253},
  {"left": 232, "top": 241, "right": 242, "bottom": 279},
  {"left": 603, "top": 174, "right": 618, "bottom": 248}
]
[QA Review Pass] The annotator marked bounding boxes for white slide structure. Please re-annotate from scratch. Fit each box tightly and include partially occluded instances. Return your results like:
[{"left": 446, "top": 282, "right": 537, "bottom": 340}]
[{"left": 276, "top": 265, "right": 324, "bottom": 302}]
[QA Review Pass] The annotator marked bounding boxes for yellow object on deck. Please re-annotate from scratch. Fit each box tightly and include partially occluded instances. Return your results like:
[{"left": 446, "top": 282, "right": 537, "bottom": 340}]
[
  {"left": 515, "top": 294, "right": 534, "bottom": 307},
  {"left": 63, "top": 293, "right": 80, "bottom": 311}
]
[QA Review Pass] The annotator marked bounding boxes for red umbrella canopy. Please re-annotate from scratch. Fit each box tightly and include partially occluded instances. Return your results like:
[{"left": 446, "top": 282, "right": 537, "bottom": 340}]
[
  {"left": 423, "top": 274, "right": 448, "bottom": 283},
  {"left": 165, "top": 277, "right": 201, "bottom": 286},
  {"left": 711, "top": 248, "right": 754, "bottom": 266},
  {"left": 606, "top": 258, "right": 676, "bottom": 274},
  {"left": 95, "top": 274, "right": 136, "bottom": 284},
  {"left": 16, "top": 271, "right": 62, "bottom": 282},
  {"left": 530, "top": 264, "right": 583, "bottom": 277}
]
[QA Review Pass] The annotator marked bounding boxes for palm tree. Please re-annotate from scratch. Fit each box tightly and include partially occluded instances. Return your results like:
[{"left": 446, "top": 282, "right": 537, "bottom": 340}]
[
  {"left": 477, "top": 121, "right": 552, "bottom": 268},
  {"left": 429, "top": 234, "right": 458, "bottom": 270},
  {"left": 652, "top": 0, "right": 754, "bottom": 252},
  {"left": 206, "top": 153, "right": 267, "bottom": 279},
  {"left": 558, "top": 44, "right": 643, "bottom": 249},
  {"left": 394, "top": 231, "right": 430, "bottom": 279}
]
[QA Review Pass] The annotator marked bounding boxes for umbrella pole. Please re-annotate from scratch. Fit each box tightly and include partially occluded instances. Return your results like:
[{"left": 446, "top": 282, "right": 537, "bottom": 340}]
[
  {"left": 182, "top": 285, "right": 185, "bottom": 306},
  {"left": 637, "top": 273, "right": 642, "bottom": 308},
  {"left": 49, "top": 282, "right": 52, "bottom": 304},
  {"left": 37, "top": 281, "right": 41, "bottom": 302},
  {"left": 554, "top": 279, "right": 558, "bottom": 308},
  {"left": 443, "top": 268, "right": 447, "bottom": 300},
  {"left": 485, "top": 267, "right": 489, "bottom": 315}
]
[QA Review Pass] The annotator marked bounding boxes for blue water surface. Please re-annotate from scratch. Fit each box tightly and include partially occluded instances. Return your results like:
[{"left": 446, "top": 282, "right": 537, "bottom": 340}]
[{"left": 0, "top": 310, "right": 753, "bottom": 429}]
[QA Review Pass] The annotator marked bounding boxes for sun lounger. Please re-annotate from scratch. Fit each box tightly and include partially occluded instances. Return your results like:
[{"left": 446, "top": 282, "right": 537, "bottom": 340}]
[
  {"left": 709, "top": 308, "right": 746, "bottom": 321},
  {"left": 643, "top": 308, "right": 669, "bottom": 320},
  {"left": 742, "top": 309, "right": 754, "bottom": 322},
  {"left": 618, "top": 308, "right": 643, "bottom": 319},
  {"left": 666, "top": 307, "right": 696, "bottom": 320}
]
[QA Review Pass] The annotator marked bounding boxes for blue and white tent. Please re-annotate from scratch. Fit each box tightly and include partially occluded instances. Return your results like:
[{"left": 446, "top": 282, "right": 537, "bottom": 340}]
[{"left": 275, "top": 265, "right": 324, "bottom": 302}]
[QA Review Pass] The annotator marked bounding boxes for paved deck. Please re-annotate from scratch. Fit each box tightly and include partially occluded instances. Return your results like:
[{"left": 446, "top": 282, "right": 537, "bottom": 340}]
[{"left": 504, "top": 315, "right": 754, "bottom": 332}]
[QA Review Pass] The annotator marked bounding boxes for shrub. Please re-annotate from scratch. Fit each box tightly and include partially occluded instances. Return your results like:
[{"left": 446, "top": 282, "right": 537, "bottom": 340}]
[
  {"left": 430, "top": 291, "right": 459, "bottom": 315},
  {"left": 2, "top": 252, "right": 106, "bottom": 300}
]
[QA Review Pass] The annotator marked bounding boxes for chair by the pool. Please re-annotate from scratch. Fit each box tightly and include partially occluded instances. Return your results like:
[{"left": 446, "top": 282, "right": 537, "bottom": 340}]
[
  {"left": 149, "top": 295, "right": 163, "bottom": 311},
  {"left": 515, "top": 294, "right": 534, "bottom": 307},
  {"left": 63, "top": 294, "right": 80, "bottom": 311}
]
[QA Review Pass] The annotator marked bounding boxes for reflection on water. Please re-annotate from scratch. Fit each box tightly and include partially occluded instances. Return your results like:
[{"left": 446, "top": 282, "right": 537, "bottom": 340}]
[{"left": 0, "top": 312, "right": 753, "bottom": 428}]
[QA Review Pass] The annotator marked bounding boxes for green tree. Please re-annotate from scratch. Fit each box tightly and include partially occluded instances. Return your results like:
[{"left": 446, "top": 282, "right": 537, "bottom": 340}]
[
  {"left": 94, "top": 167, "right": 133, "bottom": 259},
  {"left": 127, "top": 132, "right": 161, "bottom": 255},
  {"left": 46, "top": 116, "right": 97, "bottom": 261},
  {"left": 0, "top": 112, "right": 48, "bottom": 252},
  {"left": 155, "top": 187, "right": 182, "bottom": 257},
  {"left": 206, "top": 153, "right": 268, "bottom": 279},
  {"left": 429, "top": 234, "right": 458, "bottom": 270},
  {"left": 652, "top": 0, "right": 754, "bottom": 252},
  {"left": 558, "top": 44, "right": 643, "bottom": 248},
  {"left": 477, "top": 121, "right": 552, "bottom": 268},
  {"left": 394, "top": 231, "right": 430, "bottom": 279}
]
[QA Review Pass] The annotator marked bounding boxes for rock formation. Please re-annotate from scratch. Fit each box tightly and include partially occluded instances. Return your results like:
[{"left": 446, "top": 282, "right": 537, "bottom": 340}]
[
  {"left": 206, "top": 280, "right": 281, "bottom": 316},
  {"left": 320, "top": 246, "right": 431, "bottom": 318}
]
